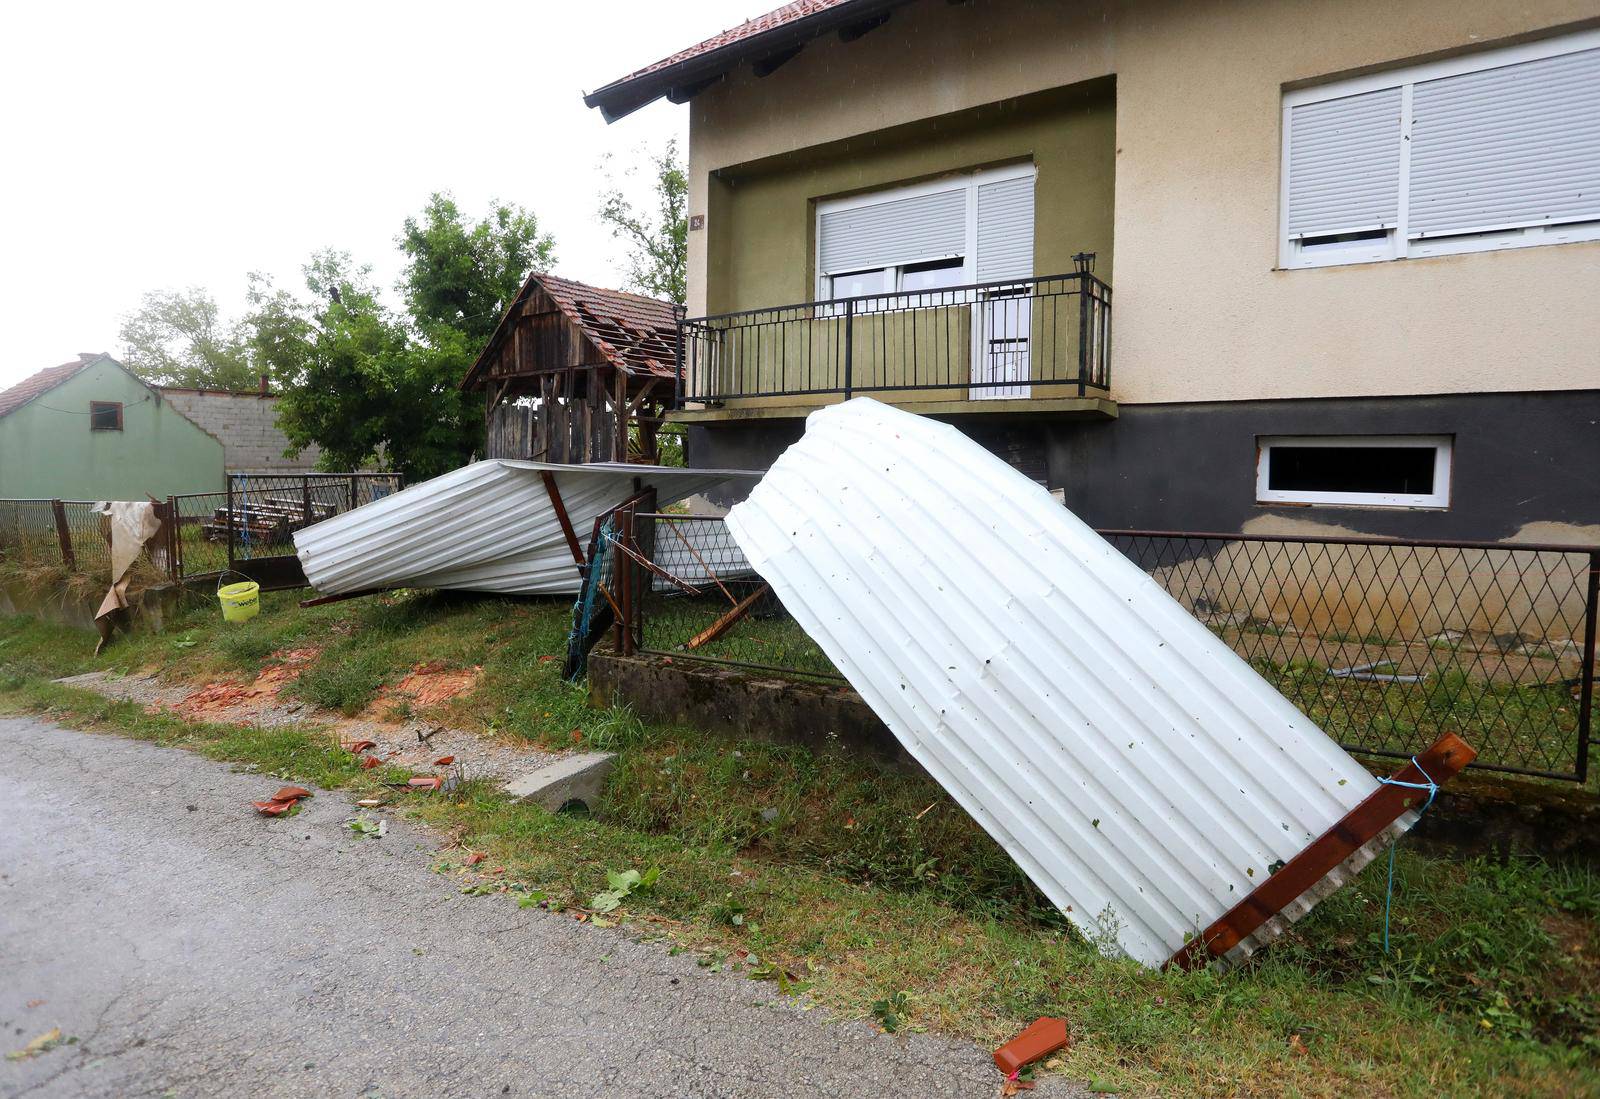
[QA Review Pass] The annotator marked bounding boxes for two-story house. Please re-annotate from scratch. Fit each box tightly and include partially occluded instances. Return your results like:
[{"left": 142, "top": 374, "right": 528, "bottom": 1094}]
[{"left": 586, "top": 0, "right": 1599, "bottom": 542}]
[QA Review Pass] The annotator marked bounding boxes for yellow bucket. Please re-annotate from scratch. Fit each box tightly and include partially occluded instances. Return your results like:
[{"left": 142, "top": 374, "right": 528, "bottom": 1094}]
[{"left": 218, "top": 580, "right": 261, "bottom": 623}]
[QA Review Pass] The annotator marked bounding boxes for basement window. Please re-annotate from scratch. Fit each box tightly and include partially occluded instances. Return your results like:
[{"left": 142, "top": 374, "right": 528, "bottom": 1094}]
[
  {"left": 1256, "top": 435, "right": 1451, "bottom": 508},
  {"left": 89, "top": 401, "right": 123, "bottom": 431}
]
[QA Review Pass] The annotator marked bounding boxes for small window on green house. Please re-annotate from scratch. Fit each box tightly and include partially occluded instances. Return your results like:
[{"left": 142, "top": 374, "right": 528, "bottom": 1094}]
[{"left": 90, "top": 401, "right": 122, "bottom": 431}]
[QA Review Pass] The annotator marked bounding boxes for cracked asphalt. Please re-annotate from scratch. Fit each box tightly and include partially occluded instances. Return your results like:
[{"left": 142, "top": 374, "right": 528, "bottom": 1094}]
[{"left": 0, "top": 717, "right": 1080, "bottom": 1098}]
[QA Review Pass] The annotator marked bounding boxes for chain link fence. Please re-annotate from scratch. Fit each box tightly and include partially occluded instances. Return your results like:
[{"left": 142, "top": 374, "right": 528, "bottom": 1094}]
[{"left": 611, "top": 512, "right": 1596, "bottom": 781}]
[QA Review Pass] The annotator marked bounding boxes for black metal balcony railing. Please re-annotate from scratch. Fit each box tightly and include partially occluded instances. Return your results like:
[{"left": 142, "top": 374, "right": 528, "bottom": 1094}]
[{"left": 676, "top": 271, "right": 1111, "bottom": 406}]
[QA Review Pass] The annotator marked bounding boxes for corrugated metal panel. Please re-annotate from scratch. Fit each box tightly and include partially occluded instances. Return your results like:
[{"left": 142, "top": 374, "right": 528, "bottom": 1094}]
[
  {"left": 1286, "top": 87, "right": 1402, "bottom": 238},
  {"left": 819, "top": 187, "right": 967, "bottom": 274},
  {"left": 294, "top": 460, "right": 758, "bottom": 597},
  {"left": 975, "top": 174, "right": 1035, "bottom": 282},
  {"left": 725, "top": 399, "right": 1388, "bottom": 968},
  {"left": 1410, "top": 46, "right": 1600, "bottom": 236}
]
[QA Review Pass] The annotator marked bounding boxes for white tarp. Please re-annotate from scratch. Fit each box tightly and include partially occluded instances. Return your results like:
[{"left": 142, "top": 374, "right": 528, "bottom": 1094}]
[
  {"left": 725, "top": 398, "right": 1390, "bottom": 968},
  {"left": 294, "top": 460, "right": 758, "bottom": 597}
]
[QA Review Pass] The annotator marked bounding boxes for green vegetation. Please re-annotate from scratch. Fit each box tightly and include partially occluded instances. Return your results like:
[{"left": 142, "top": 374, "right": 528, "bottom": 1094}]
[{"left": 1, "top": 592, "right": 1597, "bottom": 1096}]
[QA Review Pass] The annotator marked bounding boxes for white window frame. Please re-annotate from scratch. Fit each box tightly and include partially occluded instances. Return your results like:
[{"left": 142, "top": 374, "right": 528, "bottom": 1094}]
[
  {"left": 1280, "top": 28, "right": 1600, "bottom": 269},
  {"left": 814, "top": 162, "right": 1036, "bottom": 301},
  {"left": 1256, "top": 435, "right": 1453, "bottom": 509}
]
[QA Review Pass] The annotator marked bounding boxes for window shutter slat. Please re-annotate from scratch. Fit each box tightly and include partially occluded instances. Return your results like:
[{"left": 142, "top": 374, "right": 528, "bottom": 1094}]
[
  {"left": 1409, "top": 47, "right": 1600, "bottom": 236},
  {"left": 1286, "top": 87, "right": 1402, "bottom": 238},
  {"left": 818, "top": 187, "right": 967, "bottom": 274},
  {"left": 975, "top": 175, "right": 1035, "bottom": 282}
]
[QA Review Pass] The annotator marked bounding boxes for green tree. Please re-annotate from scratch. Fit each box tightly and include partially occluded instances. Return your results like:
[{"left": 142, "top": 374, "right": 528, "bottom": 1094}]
[
  {"left": 119, "top": 287, "right": 258, "bottom": 390},
  {"left": 598, "top": 139, "right": 687, "bottom": 305},
  {"left": 399, "top": 193, "right": 556, "bottom": 345},
  {"left": 248, "top": 193, "right": 555, "bottom": 482}
]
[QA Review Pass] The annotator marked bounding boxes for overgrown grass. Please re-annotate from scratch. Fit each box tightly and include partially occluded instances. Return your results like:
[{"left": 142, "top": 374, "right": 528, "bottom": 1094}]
[{"left": 2, "top": 595, "right": 1598, "bottom": 1096}]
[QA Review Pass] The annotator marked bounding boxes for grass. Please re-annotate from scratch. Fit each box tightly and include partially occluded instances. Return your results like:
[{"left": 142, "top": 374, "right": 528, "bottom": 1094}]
[{"left": 1, "top": 592, "right": 1598, "bottom": 1095}]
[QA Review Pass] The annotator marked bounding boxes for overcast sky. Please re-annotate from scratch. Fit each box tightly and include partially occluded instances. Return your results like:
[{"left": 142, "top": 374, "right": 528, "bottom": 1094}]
[{"left": 0, "top": 0, "right": 756, "bottom": 387}]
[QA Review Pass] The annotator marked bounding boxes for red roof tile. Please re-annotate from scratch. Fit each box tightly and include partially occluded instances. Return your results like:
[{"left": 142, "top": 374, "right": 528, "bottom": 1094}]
[
  {"left": 536, "top": 275, "right": 680, "bottom": 378},
  {"left": 0, "top": 354, "right": 106, "bottom": 420},
  {"left": 597, "top": 0, "right": 853, "bottom": 91}
]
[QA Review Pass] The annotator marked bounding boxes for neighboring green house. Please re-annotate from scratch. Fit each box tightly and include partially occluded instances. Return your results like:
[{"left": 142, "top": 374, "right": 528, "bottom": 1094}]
[{"left": 0, "top": 354, "right": 224, "bottom": 499}]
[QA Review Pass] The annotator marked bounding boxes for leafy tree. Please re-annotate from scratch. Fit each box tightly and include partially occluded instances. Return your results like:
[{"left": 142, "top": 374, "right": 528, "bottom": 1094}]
[
  {"left": 599, "top": 139, "right": 687, "bottom": 305},
  {"left": 246, "top": 251, "right": 485, "bottom": 482},
  {"left": 249, "top": 192, "right": 554, "bottom": 482},
  {"left": 119, "top": 287, "right": 258, "bottom": 390},
  {"left": 399, "top": 192, "right": 556, "bottom": 345}
]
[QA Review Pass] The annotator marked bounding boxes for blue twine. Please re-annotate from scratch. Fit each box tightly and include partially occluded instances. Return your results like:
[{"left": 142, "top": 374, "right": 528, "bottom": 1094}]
[{"left": 1378, "top": 757, "right": 1440, "bottom": 953}]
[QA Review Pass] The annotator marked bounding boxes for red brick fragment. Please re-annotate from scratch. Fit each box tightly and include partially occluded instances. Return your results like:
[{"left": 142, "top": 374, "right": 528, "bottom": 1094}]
[{"left": 993, "top": 1017, "right": 1069, "bottom": 1077}]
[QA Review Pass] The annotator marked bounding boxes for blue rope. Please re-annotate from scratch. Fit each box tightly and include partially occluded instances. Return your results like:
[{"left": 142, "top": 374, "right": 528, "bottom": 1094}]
[{"left": 1378, "top": 757, "right": 1440, "bottom": 953}]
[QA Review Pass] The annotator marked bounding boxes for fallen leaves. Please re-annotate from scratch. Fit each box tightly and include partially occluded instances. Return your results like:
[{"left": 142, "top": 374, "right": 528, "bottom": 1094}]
[
  {"left": 465, "top": 852, "right": 487, "bottom": 866},
  {"left": 589, "top": 867, "right": 660, "bottom": 914}
]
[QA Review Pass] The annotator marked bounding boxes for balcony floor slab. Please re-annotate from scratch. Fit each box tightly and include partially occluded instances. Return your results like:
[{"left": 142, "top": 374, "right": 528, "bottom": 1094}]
[{"left": 668, "top": 395, "right": 1118, "bottom": 424}]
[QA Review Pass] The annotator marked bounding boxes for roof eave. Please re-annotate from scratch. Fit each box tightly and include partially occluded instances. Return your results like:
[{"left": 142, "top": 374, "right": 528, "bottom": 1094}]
[{"left": 583, "top": 0, "right": 906, "bottom": 123}]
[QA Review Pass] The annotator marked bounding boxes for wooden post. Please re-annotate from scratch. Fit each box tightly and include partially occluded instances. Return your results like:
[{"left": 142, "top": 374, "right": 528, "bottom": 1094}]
[{"left": 51, "top": 499, "right": 75, "bottom": 571}]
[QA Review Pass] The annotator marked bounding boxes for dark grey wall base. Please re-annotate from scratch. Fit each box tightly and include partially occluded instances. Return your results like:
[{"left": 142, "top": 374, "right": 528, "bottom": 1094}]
[
  {"left": 686, "top": 391, "right": 1600, "bottom": 541},
  {"left": 1048, "top": 390, "right": 1600, "bottom": 542}
]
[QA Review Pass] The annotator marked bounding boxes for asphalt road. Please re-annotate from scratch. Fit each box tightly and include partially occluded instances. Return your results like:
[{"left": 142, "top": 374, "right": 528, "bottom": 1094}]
[{"left": 0, "top": 717, "right": 1074, "bottom": 1098}]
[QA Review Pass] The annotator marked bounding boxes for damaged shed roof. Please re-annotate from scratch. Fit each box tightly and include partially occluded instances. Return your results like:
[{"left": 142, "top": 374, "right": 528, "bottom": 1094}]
[{"left": 461, "top": 273, "right": 680, "bottom": 392}]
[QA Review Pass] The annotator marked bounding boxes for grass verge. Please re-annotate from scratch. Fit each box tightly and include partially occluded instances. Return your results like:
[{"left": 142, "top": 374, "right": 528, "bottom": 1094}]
[{"left": 2, "top": 594, "right": 1597, "bottom": 1097}]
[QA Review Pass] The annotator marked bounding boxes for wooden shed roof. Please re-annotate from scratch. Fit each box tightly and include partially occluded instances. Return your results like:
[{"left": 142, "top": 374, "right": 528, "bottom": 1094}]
[{"left": 462, "top": 274, "right": 679, "bottom": 391}]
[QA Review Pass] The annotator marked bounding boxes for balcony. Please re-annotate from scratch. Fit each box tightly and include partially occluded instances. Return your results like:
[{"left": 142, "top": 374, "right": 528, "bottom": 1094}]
[{"left": 671, "top": 271, "right": 1113, "bottom": 421}]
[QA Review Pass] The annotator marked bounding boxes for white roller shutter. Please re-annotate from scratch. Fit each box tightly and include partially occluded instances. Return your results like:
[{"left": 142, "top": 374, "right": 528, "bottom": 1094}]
[
  {"left": 1409, "top": 46, "right": 1600, "bottom": 237},
  {"left": 818, "top": 186, "right": 966, "bottom": 275},
  {"left": 1286, "top": 87, "right": 1403, "bottom": 238},
  {"left": 976, "top": 174, "right": 1035, "bottom": 282}
]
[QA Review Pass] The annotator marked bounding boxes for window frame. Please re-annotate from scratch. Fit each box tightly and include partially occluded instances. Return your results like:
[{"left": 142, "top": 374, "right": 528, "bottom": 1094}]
[
  {"left": 814, "top": 162, "right": 1036, "bottom": 301},
  {"left": 1255, "top": 434, "right": 1453, "bottom": 509},
  {"left": 89, "top": 401, "right": 123, "bottom": 432},
  {"left": 1279, "top": 28, "right": 1600, "bottom": 270}
]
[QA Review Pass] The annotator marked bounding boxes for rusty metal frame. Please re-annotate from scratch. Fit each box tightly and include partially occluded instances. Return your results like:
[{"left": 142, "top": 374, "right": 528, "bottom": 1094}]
[{"left": 1167, "top": 731, "right": 1476, "bottom": 971}]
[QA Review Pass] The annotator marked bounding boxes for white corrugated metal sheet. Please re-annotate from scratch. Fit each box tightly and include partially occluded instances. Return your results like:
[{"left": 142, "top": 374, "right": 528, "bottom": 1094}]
[
  {"left": 725, "top": 399, "right": 1389, "bottom": 968},
  {"left": 294, "top": 460, "right": 757, "bottom": 597}
]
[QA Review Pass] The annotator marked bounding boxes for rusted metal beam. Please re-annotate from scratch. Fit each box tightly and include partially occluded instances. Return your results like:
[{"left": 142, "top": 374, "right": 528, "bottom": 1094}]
[
  {"left": 540, "top": 470, "right": 585, "bottom": 568},
  {"left": 1166, "top": 731, "right": 1476, "bottom": 971},
  {"left": 688, "top": 583, "right": 770, "bottom": 650}
]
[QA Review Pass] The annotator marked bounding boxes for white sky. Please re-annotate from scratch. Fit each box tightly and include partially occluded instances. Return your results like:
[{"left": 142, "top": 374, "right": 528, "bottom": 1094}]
[{"left": 0, "top": 0, "right": 757, "bottom": 387}]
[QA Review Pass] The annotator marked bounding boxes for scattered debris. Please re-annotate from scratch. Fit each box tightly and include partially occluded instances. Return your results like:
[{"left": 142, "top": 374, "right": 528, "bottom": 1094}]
[
  {"left": 356, "top": 798, "right": 384, "bottom": 808},
  {"left": 871, "top": 991, "right": 909, "bottom": 1033},
  {"left": 6, "top": 1028, "right": 66, "bottom": 1062},
  {"left": 408, "top": 775, "right": 444, "bottom": 791},
  {"left": 590, "top": 867, "right": 659, "bottom": 914},
  {"left": 433, "top": 755, "right": 456, "bottom": 766},
  {"left": 347, "top": 739, "right": 377, "bottom": 754},
  {"left": 360, "top": 755, "right": 382, "bottom": 770},
  {"left": 253, "top": 785, "right": 312, "bottom": 817},
  {"left": 994, "top": 1017, "right": 1070, "bottom": 1078},
  {"left": 348, "top": 816, "right": 384, "bottom": 839}
]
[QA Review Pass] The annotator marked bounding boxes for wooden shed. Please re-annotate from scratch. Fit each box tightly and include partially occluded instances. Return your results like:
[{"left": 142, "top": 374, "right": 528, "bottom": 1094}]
[{"left": 461, "top": 274, "right": 679, "bottom": 464}]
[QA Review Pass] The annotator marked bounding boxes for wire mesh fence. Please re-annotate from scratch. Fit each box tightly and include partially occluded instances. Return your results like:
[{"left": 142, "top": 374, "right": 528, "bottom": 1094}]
[
  {"left": 224, "top": 473, "right": 403, "bottom": 562},
  {"left": 612, "top": 512, "right": 1595, "bottom": 781}
]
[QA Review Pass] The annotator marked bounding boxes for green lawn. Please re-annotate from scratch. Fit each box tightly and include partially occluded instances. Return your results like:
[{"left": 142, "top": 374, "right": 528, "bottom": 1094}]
[{"left": 0, "top": 590, "right": 1596, "bottom": 1096}]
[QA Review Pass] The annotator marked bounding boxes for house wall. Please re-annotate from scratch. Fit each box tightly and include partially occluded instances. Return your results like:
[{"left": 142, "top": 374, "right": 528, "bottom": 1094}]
[
  {"left": 0, "top": 359, "right": 224, "bottom": 499},
  {"left": 686, "top": 0, "right": 1600, "bottom": 405},
  {"left": 705, "top": 82, "right": 1116, "bottom": 314},
  {"left": 156, "top": 389, "right": 322, "bottom": 473}
]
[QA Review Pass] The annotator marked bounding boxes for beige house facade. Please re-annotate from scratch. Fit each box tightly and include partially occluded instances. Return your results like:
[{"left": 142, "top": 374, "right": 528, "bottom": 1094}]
[{"left": 587, "top": 0, "right": 1600, "bottom": 543}]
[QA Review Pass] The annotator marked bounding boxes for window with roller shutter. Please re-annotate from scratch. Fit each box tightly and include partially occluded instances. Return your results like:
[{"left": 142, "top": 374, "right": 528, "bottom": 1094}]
[{"left": 1280, "top": 29, "right": 1600, "bottom": 269}]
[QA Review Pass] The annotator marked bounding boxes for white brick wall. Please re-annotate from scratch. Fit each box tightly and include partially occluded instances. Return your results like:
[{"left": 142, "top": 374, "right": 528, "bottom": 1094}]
[{"left": 158, "top": 389, "right": 326, "bottom": 473}]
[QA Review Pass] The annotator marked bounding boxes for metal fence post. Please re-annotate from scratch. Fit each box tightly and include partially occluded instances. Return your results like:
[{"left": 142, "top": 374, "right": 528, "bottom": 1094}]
[
  {"left": 166, "top": 495, "right": 181, "bottom": 583},
  {"left": 1077, "top": 278, "right": 1091, "bottom": 398},
  {"left": 226, "top": 476, "right": 235, "bottom": 569},
  {"left": 302, "top": 475, "right": 312, "bottom": 528},
  {"left": 1578, "top": 550, "right": 1598, "bottom": 785},
  {"left": 50, "top": 499, "right": 75, "bottom": 571},
  {"left": 843, "top": 297, "right": 854, "bottom": 401}
]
